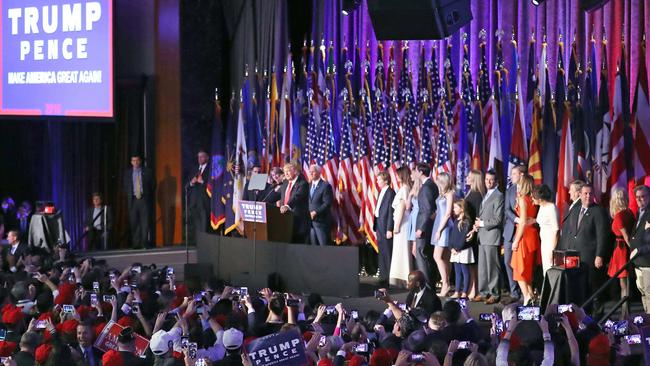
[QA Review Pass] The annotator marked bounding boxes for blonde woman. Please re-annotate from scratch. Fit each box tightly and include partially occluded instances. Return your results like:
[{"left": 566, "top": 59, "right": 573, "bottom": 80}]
[
  {"left": 407, "top": 173, "right": 422, "bottom": 257},
  {"left": 431, "top": 172, "right": 454, "bottom": 296},
  {"left": 464, "top": 170, "right": 485, "bottom": 299},
  {"left": 607, "top": 187, "right": 634, "bottom": 312},
  {"left": 510, "top": 175, "right": 540, "bottom": 305}
]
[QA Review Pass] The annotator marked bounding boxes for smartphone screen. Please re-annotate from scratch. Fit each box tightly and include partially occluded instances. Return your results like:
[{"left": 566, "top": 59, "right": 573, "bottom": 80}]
[
  {"left": 517, "top": 306, "right": 540, "bottom": 321},
  {"left": 558, "top": 304, "right": 573, "bottom": 313},
  {"left": 625, "top": 334, "right": 642, "bottom": 344},
  {"left": 181, "top": 336, "right": 189, "bottom": 349},
  {"left": 457, "top": 341, "right": 472, "bottom": 350},
  {"left": 350, "top": 310, "right": 359, "bottom": 319},
  {"left": 479, "top": 313, "right": 493, "bottom": 321},
  {"left": 188, "top": 343, "right": 198, "bottom": 359},
  {"left": 90, "top": 293, "right": 99, "bottom": 306},
  {"left": 318, "top": 335, "right": 326, "bottom": 347},
  {"left": 93, "top": 281, "right": 100, "bottom": 293},
  {"left": 63, "top": 304, "right": 75, "bottom": 314}
]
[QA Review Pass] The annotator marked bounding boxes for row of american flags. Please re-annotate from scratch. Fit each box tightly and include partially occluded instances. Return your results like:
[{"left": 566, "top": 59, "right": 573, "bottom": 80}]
[{"left": 206, "top": 30, "right": 650, "bottom": 252}]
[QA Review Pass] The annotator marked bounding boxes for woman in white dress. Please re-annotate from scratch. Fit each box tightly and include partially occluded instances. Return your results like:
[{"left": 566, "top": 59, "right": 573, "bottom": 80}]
[
  {"left": 390, "top": 166, "right": 413, "bottom": 287},
  {"left": 531, "top": 184, "right": 559, "bottom": 275}
]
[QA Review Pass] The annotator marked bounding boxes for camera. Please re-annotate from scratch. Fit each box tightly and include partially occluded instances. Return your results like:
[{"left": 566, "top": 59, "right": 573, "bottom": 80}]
[
  {"left": 374, "top": 289, "right": 386, "bottom": 299},
  {"left": 36, "top": 320, "right": 47, "bottom": 329},
  {"left": 103, "top": 295, "right": 115, "bottom": 303},
  {"left": 479, "top": 313, "right": 493, "bottom": 322},
  {"left": 325, "top": 306, "right": 337, "bottom": 315},
  {"left": 354, "top": 343, "right": 368, "bottom": 353},
  {"left": 188, "top": 343, "right": 198, "bottom": 359},
  {"left": 457, "top": 341, "right": 473, "bottom": 350},
  {"left": 63, "top": 304, "right": 75, "bottom": 314},
  {"left": 517, "top": 306, "right": 541, "bottom": 321},
  {"left": 558, "top": 304, "right": 573, "bottom": 313},
  {"left": 92, "top": 281, "right": 100, "bottom": 293},
  {"left": 286, "top": 298, "right": 300, "bottom": 307},
  {"left": 90, "top": 293, "right": 99, "bottom": 306},
  {"left": 612, "top": 320, "right": 628, "bottom": 336},
  {"left": 409, "top": 353, "right": 425, "bottom": 362},
  {"left": 624, "top": 334, "right": 641, "bottom": 344},
  {"left": 239, "top": 287, "right": 248, "bottom": 297}
]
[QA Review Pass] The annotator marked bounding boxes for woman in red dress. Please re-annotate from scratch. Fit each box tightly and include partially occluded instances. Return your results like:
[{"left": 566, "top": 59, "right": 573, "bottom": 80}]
[
  {"left": 607, "top": 187, "right": 634, "bottom": 315},
  {"left": 510, "top": 175, "right": 540, "bottom": 305}
]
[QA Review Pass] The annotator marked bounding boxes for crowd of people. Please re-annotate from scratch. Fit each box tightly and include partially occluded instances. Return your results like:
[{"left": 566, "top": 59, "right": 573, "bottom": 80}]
[{"left": 0, "top": 239, "right": 646, "bottom": 366}]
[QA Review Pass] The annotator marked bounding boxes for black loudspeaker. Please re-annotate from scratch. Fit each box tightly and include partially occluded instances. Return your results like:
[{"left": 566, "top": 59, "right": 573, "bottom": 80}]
[
  {"left": 184, "top": 263, "right": 214, "bottom": 280},
  {"left": 368, "top": 0, "right": 472, "bottom": 40},
  {"left": 580, "top": 0, "right": 610, "bottom": 12}
]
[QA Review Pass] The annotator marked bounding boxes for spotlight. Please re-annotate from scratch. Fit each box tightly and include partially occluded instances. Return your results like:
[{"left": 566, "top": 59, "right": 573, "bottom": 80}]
[
  {"left": 342, "top": 0, "right": 361, "bottom": 15},
  {"left": 531, "top": 0, "right": 545, "bottom": 5}
]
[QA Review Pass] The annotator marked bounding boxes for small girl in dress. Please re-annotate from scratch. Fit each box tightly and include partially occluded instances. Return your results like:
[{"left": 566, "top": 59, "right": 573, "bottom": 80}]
[{"left": 449, "top": 199, "right": 476, "bottom": 299}]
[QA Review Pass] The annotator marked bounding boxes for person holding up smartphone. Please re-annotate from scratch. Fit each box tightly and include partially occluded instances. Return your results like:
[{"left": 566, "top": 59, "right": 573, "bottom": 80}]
[{"left": 496, "top": 315, "right": 555, "bottom": 366}]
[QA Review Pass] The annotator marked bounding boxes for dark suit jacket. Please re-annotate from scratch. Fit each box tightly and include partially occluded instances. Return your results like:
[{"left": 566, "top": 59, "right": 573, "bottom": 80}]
[
  {"left": 558, "top": 200, "right": 580, "bottom": 250},
  {"left": 405, "top": 286, "right": 442, "bottom": 315},
  {"left": 416, "top": 179, "right": 438, "bottom": 235},
  {"left": 123, "top": 167, "right": 155, "bottom": 207},
  {"left": 631, "top": 208, "right": 650, "bottom": 267},
  {"left": 2, "top": 241, "right": 28, "bottom": 271},
  {"left": 279, "top": 176, "right": 310, "bottom": 238},
  {"left": 73, "top": 344, "right": 103, "bottom": 366},
  {"left": 308, "top": 179, "right": 333, "bottom": 224},
  {"left": 503, "top": 184, "right": 518, "bottom": 242},
  {"left": 375, "top": 187, "right": 396, "bottom": 235},
  {"left": 187, "top": 165, "right": 211, "bottom": 211},
  {"left": 566, "top": 203, "right": 610, "bottom": 267},
  {"left": 85, "top": 206, "right": 113, "bottom": 231}
]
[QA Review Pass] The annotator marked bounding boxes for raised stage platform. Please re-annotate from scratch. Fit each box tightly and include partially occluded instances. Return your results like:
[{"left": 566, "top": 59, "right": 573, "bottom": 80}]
[
  {"left": 87, "top": 246, "right": 197, "bottom": 281},
  {"left": 196, "top": 232, "right": 359, "bottom": 297}
]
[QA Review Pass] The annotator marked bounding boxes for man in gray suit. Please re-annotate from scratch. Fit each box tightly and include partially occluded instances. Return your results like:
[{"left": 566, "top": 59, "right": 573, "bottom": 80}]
[
  {"left": 413, "top": 163, "right": 439, "bottom": 286},
  {"left": 502, "top": 165, "right": 525, "bottom": 303},
  {"left": 474, "top": 170, "right": 504, "bottom": 304}
]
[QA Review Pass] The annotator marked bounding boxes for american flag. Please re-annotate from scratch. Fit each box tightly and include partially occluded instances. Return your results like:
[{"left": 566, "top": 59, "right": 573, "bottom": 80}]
[
  {"left": 594, "top": 38, "right": 611, "bottom": 201},
  {"left": 337, "top": 89, "right": 362, "bottom": 244},
  {"left": 355, "top": 61, "right": 378, "bottom": 251},
  {"left": 304, "top": 89, "right": 317, "bottom": 174},
  {"left": 528, "top": 89, "right": 543, "bottom": 185},
  {"left": 398, "top": 44, "right": 418, "bottom": 165},
  {"left": 436, "top": 101, "right": 452, "bottom": 174},
  {"left": 508, "top": 71, "right": 528, "bottom": 177},
  {"left": 457, "top": 35, "right": 473, "bottom": 193},
  {"left": 428, "top": 46, "right": 442, "bottom": 112},
  {"left": 633, "top": 41, "right": 650, "bottom": 184},
  {"left": 420, "top": 92, "right": 434, "bottom": 164},
  {"left": 608, "top": 47, "right": 629, "bottom": 194},
  {"left": 387, "top": 88, "right": 402, "bottom": 189},
  {"left": 478, "top": 31, "right": 491, "bottom": 107}
]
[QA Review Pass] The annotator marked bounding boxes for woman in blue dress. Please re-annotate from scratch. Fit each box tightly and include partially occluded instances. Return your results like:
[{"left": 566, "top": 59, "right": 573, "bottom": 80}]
[
  {"left": 406, "top": 170, "right": 421, "bottom": 257},
  {"left": 431, "top": 172, "right": 454, "bottom": 296}
]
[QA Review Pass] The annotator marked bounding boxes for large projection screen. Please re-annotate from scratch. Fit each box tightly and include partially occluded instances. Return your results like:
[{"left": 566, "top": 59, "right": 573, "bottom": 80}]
[{"left": 0, "top": 1, "right": 113, "bottom": 118}]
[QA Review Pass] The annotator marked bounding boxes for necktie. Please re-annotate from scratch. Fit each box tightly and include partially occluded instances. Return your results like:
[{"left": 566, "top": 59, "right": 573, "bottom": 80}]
[
  {"left": 310, "top": 183, "right": 317, "bottom": 198},
  {"left": 638, "top": 210, "right": 645, "bottom": 228},
  {"left": 284, "top": 181, "right": 293, "bottom": 205},
  {"left": 411, "top": 292, "right": 418, "bottom": 308},
  {"left": 577, "top": 207, "right": 586, "bottom": 230},
  {"left": 20, "top": 218, "right": 26, "bottom": 232},
  {"left": 135, "top": 171, "right": 142, "bottom": 199}
]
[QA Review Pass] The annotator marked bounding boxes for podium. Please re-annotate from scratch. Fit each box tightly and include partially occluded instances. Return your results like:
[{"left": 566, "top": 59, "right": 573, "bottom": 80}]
[{"left": 239, "top": 201, "right": 293, "bottom": 243}]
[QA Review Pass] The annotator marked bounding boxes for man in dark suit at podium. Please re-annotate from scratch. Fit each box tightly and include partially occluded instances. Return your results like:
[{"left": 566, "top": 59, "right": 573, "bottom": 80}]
[
  {"left": 187, "top": 150, "right": 211, "bottom": 244},
  {"left": 123, "top": 154, "right": 155, "bottom": 249},
  {"left": 278, "top": 162, "right": 309, "bottom": 244},
  {"left": 307, "top": 164, "right": 333, "bottom": 246}
]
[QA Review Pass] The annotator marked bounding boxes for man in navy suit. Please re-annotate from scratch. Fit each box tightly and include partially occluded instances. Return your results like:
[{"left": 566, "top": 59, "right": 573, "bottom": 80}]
[
  {"left": 278, "top": 162, "right": 310, "bottom": 244},
  {"left": 307, "top": 165, "right": 333, "bottom": 246},
  {"left": 413, "top": 163, "right": 438, "bottom": 286},
  {"left": 374, "top": 171, "right": 395, "bottom": 283},
  {"left": 187, "top": 150, "right": 212, "bottom": 244}
]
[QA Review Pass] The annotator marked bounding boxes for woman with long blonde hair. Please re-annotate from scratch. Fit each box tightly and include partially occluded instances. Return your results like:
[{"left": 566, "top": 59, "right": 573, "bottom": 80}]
[
  {"left": 464, "top": 170, "right": 484, "bottom": 298},
  {"left": 431, "top": 172, "right": 454, "bottom": 296},
  {"left": 407, "top": 172, "right": 422, "bottom": 258},
  {"left": 607, "top": 187, "right": 634, "bottom": 316},
  {"left": 510, "top": 175, "right": 540, "bottom": 305}
]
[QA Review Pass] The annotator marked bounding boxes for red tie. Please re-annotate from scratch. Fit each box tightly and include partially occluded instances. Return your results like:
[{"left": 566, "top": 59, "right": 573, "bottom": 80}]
[{"left": 284, "top": 181, "right": 293, "bottom": 205}]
